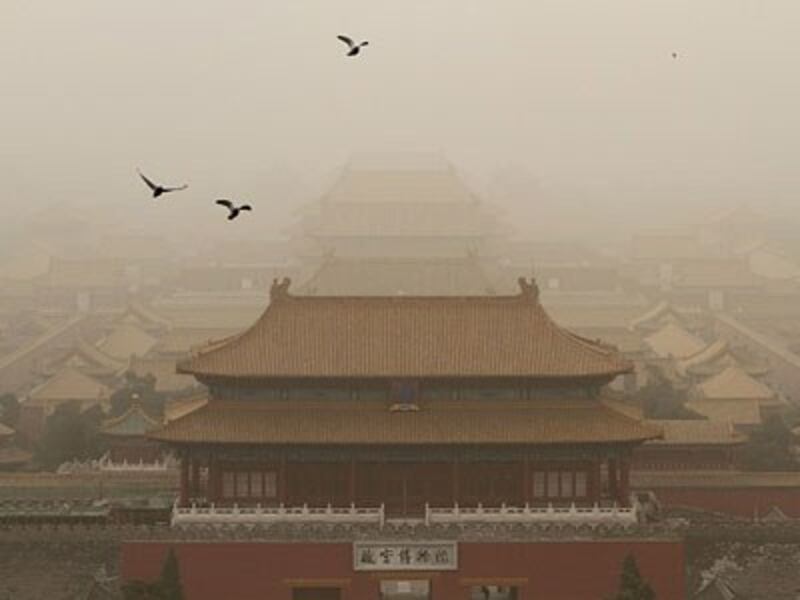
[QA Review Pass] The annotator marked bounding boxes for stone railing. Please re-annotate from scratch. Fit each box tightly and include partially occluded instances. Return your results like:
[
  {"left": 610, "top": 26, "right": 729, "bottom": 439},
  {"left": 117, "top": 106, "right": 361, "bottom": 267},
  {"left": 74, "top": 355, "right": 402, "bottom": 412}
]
[
  {"left": 424, "top": 502, "right": 639, "bottom": 526},
  {"left": 172, "top": 502, "right": 385, "bottom": 527},
  {"left": 98, "top": 458, "right": 173, "bottom": 473},
  {"left": 56, "top": 453, "right": 177, "bottom": 474}
]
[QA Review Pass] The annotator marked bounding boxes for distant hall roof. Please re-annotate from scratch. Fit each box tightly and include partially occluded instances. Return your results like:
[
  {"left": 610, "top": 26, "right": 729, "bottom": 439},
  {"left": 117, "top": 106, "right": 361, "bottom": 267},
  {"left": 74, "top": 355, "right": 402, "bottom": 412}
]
[
  {"left": 179, "top": 278, "right": 633, "bottom": 380},
  {"left": 324, "top": 166, "right": 476, "bottom": 205},
  {"left": 27, "top": 368, "right": 111, "bottom": 404},
  {"left": 97, "top": 324, "right": 157, "bottom": 360},
  {"left": 644, "top": 419, "right": 745, "bottom": 446},
  {"left": 644, "top": 323, "right": 706, "bottom": 359},
  {"left": 697, "top": 366, "right": 775, "bottom": 401}
]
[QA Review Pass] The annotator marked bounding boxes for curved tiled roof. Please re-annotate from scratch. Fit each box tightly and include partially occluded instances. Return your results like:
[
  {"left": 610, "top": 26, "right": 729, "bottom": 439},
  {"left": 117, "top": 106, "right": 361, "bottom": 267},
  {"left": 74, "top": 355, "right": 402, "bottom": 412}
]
[
  {"left": 152, "top": 398, "right": 660, "bottom": 445},
  {"left": 645, "top": 419, "right": 745, "bottom": 446},
  {"left": 97, "top": 324, "right": 157, "bottom": 360},
  {"left": 179, "top": 278, "right": 633, "bottom": 379},
  {"left": 644, "top": 323, "right": 706, "bottom": 359},
  {"left": 27, "top": 368, "right": 111, "bottom": 404},
  {"left": 101, "top": 404, "right": 161, "bottom": 437},
  {"left": 697, "top": 366, "right": 775, "bottom": 401}
]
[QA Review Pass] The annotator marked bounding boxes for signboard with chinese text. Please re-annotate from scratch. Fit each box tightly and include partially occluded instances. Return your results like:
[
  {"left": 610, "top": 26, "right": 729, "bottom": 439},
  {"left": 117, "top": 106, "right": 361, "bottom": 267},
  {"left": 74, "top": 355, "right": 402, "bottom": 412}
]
[{"left": 353, "top": 541, "right": 457, "bottom": 571}]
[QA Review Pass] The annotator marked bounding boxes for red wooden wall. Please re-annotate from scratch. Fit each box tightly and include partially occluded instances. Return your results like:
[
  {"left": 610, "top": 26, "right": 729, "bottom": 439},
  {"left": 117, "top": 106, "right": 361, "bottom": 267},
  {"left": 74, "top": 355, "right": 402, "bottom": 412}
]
[{"left": 121, "top": 538, "right": 686, "bottom": 600}]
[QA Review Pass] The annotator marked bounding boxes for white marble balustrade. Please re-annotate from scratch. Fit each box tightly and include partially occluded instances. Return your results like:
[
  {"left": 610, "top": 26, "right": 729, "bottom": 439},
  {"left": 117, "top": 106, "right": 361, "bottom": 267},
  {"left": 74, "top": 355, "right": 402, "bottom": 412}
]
[
  {"left": 172, "top": 502, "right": 385, "bottom": 527},
  {"left": 424, "top": 502, "right": 639, "bottom": 526}
]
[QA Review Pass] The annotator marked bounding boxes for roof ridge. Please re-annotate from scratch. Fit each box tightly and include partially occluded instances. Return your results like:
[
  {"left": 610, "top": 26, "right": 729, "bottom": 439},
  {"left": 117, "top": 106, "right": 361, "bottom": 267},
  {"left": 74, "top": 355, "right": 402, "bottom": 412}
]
[
  {"left": 101, "top": 403, "right": 161, "bottom": 433},
  {"left": 271, "top": 276, "right": 537, "bottom": 303},
  {"left": 181, "top": 277, "right": 632, "bottom": 379}
]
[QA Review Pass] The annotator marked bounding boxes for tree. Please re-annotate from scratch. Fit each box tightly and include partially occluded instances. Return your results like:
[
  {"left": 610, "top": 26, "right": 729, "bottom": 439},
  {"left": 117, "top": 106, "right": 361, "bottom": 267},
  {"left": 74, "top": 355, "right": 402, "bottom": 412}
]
[
  {"left": 110, "top": 372, "right": 166, "bottom": 419},
  {"left": 158, "top": 549, "right": 184, "bottom": 600},
  {"left": 35, "top": 403, "right": 107, "bottom": 469},
  {"left": 633, "top": 369, "right": 699, "bottom": 420},
  {"left": 122, "top": 548, "right": 184, "bottom": 600},
  {"left": 610, "top": 554, "right": 656, "bottom": 600},
  {"left": 741, "top": 414, "right": 797, "bottom": 471},
  {"left": 0, "top": 394, "right": 20, "bottom": 429}
]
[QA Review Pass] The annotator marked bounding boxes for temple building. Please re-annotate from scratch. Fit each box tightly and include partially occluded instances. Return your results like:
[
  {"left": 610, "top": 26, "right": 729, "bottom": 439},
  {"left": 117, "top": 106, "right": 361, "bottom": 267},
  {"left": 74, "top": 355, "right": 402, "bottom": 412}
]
[
  {"left": 291, "top": 155, "right": 512, "bottom": 296},
  {"left": 687, "top": 365, "right": 785, "bottom": 426},
  {"left": 632, "top": 420, "right": 745, "bottom": 471},
  {"left": 18, "top": 367, "right": 111, "bottom": 440},
  {"left": 154, "top": 277, "right": 657, "bottom": 514},
  {"left": 100, "top": 404, "right": 164, "bottom": 466},
  {"left": 120, "top": 278, "right": 688, "bottom": 600}
]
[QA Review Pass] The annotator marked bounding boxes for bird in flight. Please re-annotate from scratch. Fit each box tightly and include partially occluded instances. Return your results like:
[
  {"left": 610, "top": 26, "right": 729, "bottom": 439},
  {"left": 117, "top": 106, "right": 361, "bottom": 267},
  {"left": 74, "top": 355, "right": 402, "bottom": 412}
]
[
  {"left": 337, "top": 35, "right": 369, "bottom": 57},
  {"left": 216, "top": 199, "right": 252, "bottom": 221},
  {"left": 137, "top": 170, "right": 188, "bottom": 198}
]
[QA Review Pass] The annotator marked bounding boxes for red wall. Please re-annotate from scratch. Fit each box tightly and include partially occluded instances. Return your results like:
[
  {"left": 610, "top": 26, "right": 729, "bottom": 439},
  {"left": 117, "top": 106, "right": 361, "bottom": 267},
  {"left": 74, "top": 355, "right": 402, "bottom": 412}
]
[
  {"left": 651, "top": 486, "right": 800, "bottom": 518},
  {"left": 121, "top": 539, "right": 685, "bottom": 600}
]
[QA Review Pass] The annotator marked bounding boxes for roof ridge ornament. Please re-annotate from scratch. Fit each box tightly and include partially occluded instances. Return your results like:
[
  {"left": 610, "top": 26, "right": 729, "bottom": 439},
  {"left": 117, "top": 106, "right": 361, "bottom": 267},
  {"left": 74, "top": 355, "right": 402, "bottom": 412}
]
[
  {"left": 270, "top": 277, "right": 292, "bottom": 301},
  {"left": 517, "top": 277, "right": 540, "bottom": 302}
]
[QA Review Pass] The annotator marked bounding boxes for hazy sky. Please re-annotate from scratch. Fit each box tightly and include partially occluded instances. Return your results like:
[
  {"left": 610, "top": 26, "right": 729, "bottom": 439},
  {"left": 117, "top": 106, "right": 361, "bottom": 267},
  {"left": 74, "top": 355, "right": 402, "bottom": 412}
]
[{"left": 3, "top": 1, "right": 800, "bottom": 241}]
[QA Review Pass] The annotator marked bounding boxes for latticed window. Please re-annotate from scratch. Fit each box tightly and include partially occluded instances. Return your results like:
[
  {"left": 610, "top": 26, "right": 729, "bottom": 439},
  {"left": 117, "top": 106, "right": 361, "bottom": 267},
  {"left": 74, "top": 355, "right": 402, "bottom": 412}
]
[
  {"left": 264, "top": 471, "right": 278, "bottom": 498},
  {"left": 236, "top": 472, "right": 249, "bottom": 497},
  {"left": 532, "top": 472, "right": 546, "bottom": 498},
  {"left": 575, "top": 472, "right": 587, "bottom": 497},
  {"left": 547, "top": 472, "right": 559, "bottom": 498},
  {"left": 250, "top": 471, "right": 263, "bottom": 497},
  {"left": 222, "top": 472, "right": 235, "bottom": 499},
  {"left": 560, "top": 471, "right": 573, "bottom": 497}
]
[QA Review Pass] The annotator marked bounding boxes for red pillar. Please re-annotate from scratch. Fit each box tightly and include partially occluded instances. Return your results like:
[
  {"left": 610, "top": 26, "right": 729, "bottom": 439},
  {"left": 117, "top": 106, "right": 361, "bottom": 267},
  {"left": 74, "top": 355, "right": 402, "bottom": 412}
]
[
  {"left": 278, "top": 456, "right": 287, "bottom": 505},
  {"left": 452, "top": 459, "right": 460, "bottom": 505},
  {"left": 522, "top": 456, "right": 530, "bottom": 503},
  {"left": 207, "top": 454, "right": 218, "bottom": 504},
  {"left": 349, "top": 458, "right": 356, "bottom": 504},
  {"left": 608, "top": 457, "right": 618, "bottom": 504},
  {"left": 619, "top": 457, "right": 631, "bottom": 506},
  {"left": 179, "top": 453, "right": 189, "bottom": 507},
  {"left": 191, "top": 459, "right": 200, "bottom": 501},
  {"left": 589, "top": 460, "right": 601, "bottom": 504}
]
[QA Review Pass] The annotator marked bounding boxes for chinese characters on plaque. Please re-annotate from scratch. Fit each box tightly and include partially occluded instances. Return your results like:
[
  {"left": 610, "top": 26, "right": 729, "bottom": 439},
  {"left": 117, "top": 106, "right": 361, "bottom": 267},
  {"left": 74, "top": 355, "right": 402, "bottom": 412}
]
[{"left": 353, "top": 541, "right": 458, "bottom": 571}]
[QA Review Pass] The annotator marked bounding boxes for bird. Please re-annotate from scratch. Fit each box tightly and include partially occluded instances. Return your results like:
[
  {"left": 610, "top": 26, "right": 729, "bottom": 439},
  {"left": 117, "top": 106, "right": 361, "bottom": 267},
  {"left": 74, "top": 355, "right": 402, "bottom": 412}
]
[
  {"left": 216, "top": 199, "right": 252, "bottom": 220},
  {"left": 137, "top": 170, "right": 188, "bottom": 198},
  {"left": 672, "top": 52, "right": 678, "bottom": 59},
  {"left": 337, "top": 35, "right": 369, "bottom": 57}
]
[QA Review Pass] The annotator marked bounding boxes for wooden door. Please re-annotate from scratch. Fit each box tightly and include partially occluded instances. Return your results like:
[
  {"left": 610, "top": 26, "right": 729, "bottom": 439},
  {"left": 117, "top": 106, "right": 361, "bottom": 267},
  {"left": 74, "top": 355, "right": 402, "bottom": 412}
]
[
  {"left": 405, "top": 462, "right": 452, "bottom": 514},
  {"left": 383, "top": 465, "right": 408, "bottom": 517},
  {"left": 355, "top": 462, "right": 454, "bottom": 518}
]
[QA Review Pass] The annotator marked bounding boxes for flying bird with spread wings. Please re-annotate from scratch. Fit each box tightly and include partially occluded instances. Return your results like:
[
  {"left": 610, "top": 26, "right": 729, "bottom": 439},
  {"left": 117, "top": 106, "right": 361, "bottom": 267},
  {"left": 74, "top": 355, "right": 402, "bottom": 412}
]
[
  {"left": 216, "top": 199, "right": 252, "bottom": 221},
  {"left": 337, "top": 35, "right": 369, "bottom": 57},
  {"left": 137, "top": 170, "right": 188, "bottom": 198}
]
